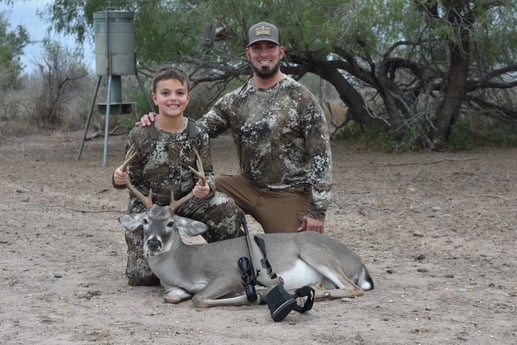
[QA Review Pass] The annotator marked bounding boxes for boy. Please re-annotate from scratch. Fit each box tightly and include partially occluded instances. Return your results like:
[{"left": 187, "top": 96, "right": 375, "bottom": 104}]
[{"left": 113, "top": 66, "right": 244, "bottom": 285}]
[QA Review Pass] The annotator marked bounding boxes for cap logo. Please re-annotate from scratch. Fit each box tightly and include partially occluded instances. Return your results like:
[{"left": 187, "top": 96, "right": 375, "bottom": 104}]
[
  {"left": 247, "top": 22, "right": 279, "bottom": 46},
  {"left": 255, "top": 25, "right": 272, "bottom": 37}
]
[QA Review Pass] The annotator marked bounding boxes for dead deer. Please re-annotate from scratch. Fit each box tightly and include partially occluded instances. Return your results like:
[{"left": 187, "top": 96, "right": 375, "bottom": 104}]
[{"left": 117, "top": 148, "right": 374, "bottom": 308}]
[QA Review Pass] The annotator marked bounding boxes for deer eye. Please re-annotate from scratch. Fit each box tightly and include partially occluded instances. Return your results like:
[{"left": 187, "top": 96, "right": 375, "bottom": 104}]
[
  {"left": 166, "top": 221, "right": 174, "bottom": 227},
  {"left": 143, "top": 219, "right": 148, "bottom": 225}
]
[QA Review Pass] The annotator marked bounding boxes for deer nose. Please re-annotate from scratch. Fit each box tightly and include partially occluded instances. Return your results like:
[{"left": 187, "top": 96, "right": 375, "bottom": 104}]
[{"left": 147, "top": 238, "right": 162, "bottom": 252}]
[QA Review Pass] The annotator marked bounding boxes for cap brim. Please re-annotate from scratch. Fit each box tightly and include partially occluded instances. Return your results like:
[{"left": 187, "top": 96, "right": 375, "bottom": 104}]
[{"left": 247, "top": 38, "right": 280, "bottom": 47}]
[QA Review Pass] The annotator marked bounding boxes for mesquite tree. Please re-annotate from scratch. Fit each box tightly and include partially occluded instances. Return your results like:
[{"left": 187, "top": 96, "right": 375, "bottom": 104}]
[{"left": 41, "top": 0, "right": 517, "bottom": 148}]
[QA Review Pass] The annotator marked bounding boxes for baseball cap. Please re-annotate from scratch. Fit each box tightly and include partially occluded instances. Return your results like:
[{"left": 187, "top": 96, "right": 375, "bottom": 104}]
[{"left": 247, "top": 22, "right": 280, "bottom": 47}]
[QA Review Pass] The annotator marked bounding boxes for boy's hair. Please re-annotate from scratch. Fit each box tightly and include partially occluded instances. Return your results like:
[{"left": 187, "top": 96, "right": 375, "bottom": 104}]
[{"left": 152, "top": 65, "right": 190, "bottom": 92}]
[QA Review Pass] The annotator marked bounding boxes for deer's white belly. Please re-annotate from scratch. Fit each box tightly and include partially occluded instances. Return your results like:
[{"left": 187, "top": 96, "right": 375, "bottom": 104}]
[{"left": 278, "top": 259, "right": 322, "bottom": 289}]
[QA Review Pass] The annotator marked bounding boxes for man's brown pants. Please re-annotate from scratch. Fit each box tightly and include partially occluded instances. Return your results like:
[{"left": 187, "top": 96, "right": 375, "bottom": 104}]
[{"left": 215, "top": 174, "right": 311, "bottom": 233}]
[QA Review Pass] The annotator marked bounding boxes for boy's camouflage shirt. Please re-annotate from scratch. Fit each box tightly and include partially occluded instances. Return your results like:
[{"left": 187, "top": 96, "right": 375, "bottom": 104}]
[
  {"left": 201, "top": 75, "right": 333, "bottom": 220},
  {"left": 120, "top": 119, "right": 215, "bottom": 213}
]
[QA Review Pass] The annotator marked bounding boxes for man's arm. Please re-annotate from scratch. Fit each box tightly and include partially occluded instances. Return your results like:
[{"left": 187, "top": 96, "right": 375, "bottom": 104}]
[{"left": 303, "top": 99, "right": 333, "bottom": 227}]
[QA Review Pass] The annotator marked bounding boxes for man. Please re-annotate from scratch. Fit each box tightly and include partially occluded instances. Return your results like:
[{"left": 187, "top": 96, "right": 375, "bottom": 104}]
[{"left": 139, "top": 22, "right": 332, "bottom": 233}]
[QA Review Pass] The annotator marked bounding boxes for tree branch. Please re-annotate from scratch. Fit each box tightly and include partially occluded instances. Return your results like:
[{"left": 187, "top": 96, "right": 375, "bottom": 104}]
[{"left": 467, "top": 64, "right": 517, "bottom": 91}]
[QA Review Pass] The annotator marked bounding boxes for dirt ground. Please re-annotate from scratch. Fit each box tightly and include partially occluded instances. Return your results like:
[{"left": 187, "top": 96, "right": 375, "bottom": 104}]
[{"left": 0, "top": 130, "right": 515, "bottom": 345}]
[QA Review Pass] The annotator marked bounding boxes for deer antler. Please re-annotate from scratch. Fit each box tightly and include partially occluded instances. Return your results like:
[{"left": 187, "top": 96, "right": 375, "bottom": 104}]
[
  {"left": 170, "top": 149, "right": 205, "bottom": 212},
  {"left": 187, "top": 148, "right": 206, "bottom": 185},
  {"left": 120, "top": 144, "right": 137, "bottom": 172},
  {"left": 119, "top": 145, "right": 153, "bottom": 208}
]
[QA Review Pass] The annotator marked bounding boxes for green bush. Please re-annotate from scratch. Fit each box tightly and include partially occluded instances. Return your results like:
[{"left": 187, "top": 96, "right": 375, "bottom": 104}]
[
  {"left": 501, "top": 125, "right": 517, "bottom": 147},
  {"left": 446, "top": 119, "right": 475, "bottom": 151},
  {"left": 334, "top": 122, "right": 402, "bottom": 152}
]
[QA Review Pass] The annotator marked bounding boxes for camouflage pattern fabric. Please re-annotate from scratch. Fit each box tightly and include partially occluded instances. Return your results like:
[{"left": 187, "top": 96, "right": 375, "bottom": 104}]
[
  {"left": 201, "top": 75, "right": 332, "bottom": 221},
  {"left": 118, "top": 118, "right": 244, "bottom": 285}
]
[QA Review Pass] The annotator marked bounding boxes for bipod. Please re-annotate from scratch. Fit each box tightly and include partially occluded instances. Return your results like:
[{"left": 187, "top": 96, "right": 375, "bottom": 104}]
[{"left": 237, "top": 218, "right": 315, "bottom": 322}]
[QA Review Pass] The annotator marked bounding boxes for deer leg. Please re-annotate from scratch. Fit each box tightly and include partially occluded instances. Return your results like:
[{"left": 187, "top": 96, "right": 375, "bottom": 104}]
[
  {"left": 163, "top": 286, "right": 193, "bottom": 304},
  {"left": 299, "top": 264, "right": 365, "bottom": 300},
  {"left": 310, "top": 283, "right": 364, "bottom": 301},
  {"left": 190, "top": 279, "right": 251, "bottom": 308},
  {"left": 192, "top": 294, "right": 251, "bottom": 308}
]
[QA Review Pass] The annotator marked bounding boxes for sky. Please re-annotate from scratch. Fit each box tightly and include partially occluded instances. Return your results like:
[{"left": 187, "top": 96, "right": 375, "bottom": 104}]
[{"left": 1, "top": 0, "right": 95, "bottom": 73}]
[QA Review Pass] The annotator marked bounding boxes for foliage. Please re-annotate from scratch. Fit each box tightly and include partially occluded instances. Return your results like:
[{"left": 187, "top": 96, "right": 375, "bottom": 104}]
[
  {"left": 336, "top": 114, "right": 517, "bottom": 151},
  {"left": 0, "top": 12, "right": 29, "bottom": 90},
  {"left": 12, "top": 0, "right": 517, "bottom": 149},
  {"left": 27, "top": 41, "right": 90, "bottom": 129},
  {"left": 334, "top": 122, "right": 404, "bottom": 152},
  {"left": 446, "top": 118, "right": 475, "bottom": 151},
  {"left": 446, "top": 118, "right": 517, "bottom": 150},
  {"left": 501, "top": 125, "right": 517, "bottom": 147}
]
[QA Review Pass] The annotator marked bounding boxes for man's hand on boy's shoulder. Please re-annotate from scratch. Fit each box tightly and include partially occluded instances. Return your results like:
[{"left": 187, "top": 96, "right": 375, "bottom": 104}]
[{"left": 136, "top": 112, "right": 158, "bottom": 127}]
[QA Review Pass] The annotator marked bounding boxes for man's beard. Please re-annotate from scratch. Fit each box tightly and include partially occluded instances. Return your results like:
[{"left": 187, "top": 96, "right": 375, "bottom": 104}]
[{"left": 251, "top": 60, "right": 281, "bottom": 79}]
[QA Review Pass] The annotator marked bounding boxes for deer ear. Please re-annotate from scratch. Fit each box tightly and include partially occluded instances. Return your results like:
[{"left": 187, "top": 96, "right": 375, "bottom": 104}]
[
  {"left": 119, "top": 213, "right": 145, "bottom": 231},
  {"left": 175, "top": 215, "right": 209, "bottom": 236}
]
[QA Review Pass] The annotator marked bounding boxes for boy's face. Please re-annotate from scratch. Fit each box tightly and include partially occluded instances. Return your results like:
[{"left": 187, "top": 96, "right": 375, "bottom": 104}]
[{"left": 152, "top": 78, "right": 190, "bottom": 118}]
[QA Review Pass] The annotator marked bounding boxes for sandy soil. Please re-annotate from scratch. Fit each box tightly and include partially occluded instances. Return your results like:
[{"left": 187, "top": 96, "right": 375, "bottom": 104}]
[{"left": 0, "top": 131, "right": 515, "bottom": 345}]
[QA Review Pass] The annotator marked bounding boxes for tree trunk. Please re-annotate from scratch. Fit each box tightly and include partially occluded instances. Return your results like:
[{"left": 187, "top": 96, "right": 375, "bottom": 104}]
[
  {"left": 431, "top": 9, "right": 472, "bottom": 147},
  {"left": 317, "top": 63, "right": 383, "bottom": 126}
]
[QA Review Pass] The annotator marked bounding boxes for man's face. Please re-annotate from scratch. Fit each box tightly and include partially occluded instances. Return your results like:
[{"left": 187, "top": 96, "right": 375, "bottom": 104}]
[{"left": 246, "top": 41, "right": 285, "bottom": 79}]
